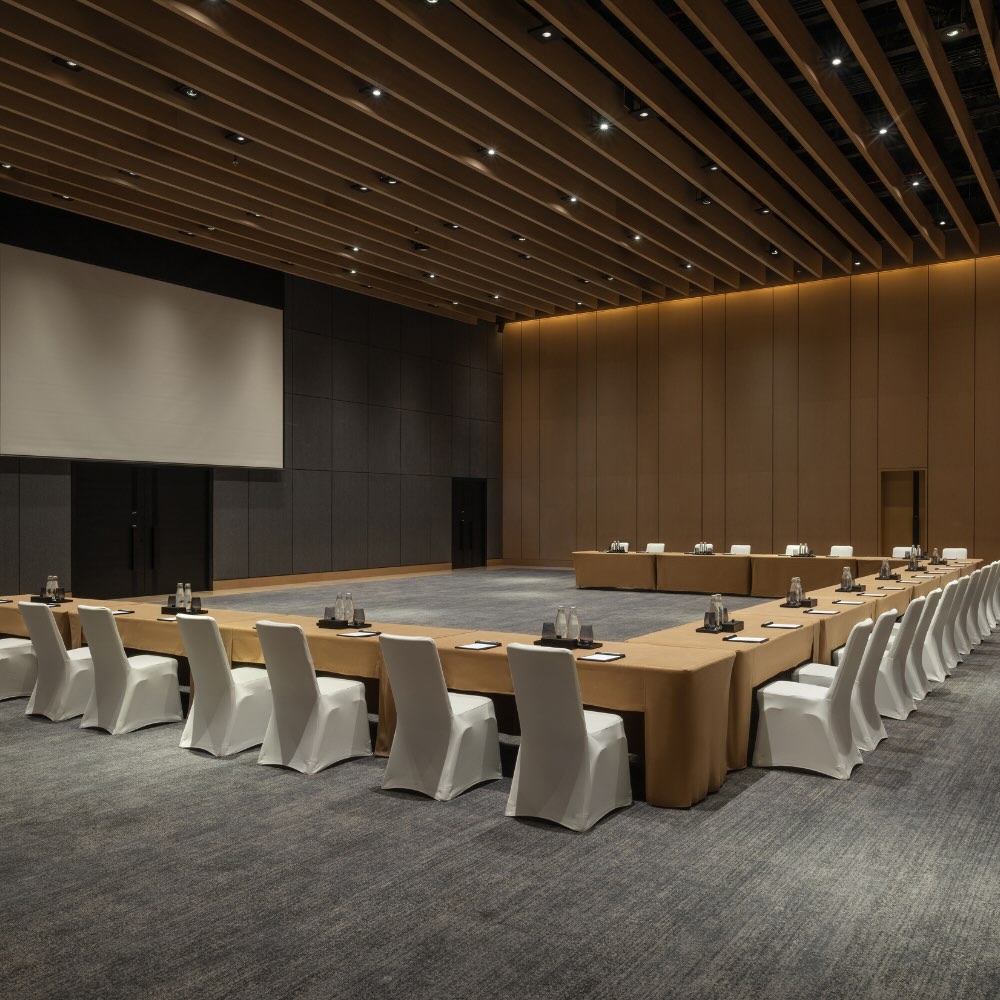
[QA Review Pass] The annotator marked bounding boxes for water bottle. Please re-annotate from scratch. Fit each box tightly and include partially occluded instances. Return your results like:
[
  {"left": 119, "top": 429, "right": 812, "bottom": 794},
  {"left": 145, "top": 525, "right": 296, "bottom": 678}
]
[
  {"left": 183, "top": 583, "right": 192, "bottom": 610},
  {"left": 932, "top": 547, "right": 940, "bottom": 564},
  {"left": 880, "top": 558, "right": 891, "bottom": 579},
  {"left": 788, "top": 576, "right": 803, "bottom": 605},
  {"left": 555, "top": 606, "right": 567, "bottom": 638},
  {"left": 45, "top": 575, "right": 54, "bottom": 598},
  {"left": 841, "top": 566, "right": 853, "bottom": 591},
  {"left": 52, "top": 575, "right": 60, "bottom": 597},
  {"left": 703, "top": 595, "right": 718, "bottom": 630},
  {"left": 711, "top": 593, "right": 724, "bottom": 628},
  {"left": 568, "top": 607, "right": 580, "bottom": 641},
  {"left": 345, "top": 592, "right": 355, "bottom": 624},
  {"left": 175, "top": 582, "right": 184, "bottom": 609}
]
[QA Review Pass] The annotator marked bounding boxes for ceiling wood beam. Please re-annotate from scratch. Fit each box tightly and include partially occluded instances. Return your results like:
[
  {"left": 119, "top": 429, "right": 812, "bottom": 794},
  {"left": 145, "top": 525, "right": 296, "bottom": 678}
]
[
  {"left": 671, "top": 0, "right": 915, "bottom": 262},
  {"left": 747, "top": 0, "right": 943, "bottom": 261},
  {"left": 969, "top": 1, "right": 1000, "bottom": 97},
  {"left": 821, "top": 0, "right": 979, "bottom": 254},
  {"left": 897, "top": 0, "right": 1000, "bottom": 227}
]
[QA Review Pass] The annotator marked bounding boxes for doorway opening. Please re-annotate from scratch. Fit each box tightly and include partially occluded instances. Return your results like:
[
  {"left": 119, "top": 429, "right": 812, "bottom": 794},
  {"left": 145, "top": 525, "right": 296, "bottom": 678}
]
[
  {"left": 451, "top": 477, "right": 487, "bottom": 570},
  {"left": 879, "top": 469, "right": 926, "bottom": 554}
]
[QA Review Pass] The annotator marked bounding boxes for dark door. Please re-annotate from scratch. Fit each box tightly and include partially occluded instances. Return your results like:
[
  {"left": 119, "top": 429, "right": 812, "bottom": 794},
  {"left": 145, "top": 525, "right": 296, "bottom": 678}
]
[
  {"left": 72, "top": 462, "right": 212, "bottom": 598},
  {"left": 452, "top": 478, "right": 486, "bottom": 570}
]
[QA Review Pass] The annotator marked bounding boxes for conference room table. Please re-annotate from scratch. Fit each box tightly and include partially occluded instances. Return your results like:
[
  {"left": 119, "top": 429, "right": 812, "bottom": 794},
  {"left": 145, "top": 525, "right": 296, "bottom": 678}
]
[
  {"left": 654, "top": 553, "right": 751, "bottom": 595},
  {"left": 748, "top": 554, "right": 861, "bottom": 598},
  {"left": 572, "top": 550, "right": 657, "bottom": 590},
  {"left": 0, "top": 595, "right": 76, "bottom": 645}
]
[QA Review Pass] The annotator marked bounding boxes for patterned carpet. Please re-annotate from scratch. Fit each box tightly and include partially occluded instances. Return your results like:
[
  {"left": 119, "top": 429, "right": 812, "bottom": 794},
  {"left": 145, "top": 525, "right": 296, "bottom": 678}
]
[
  {"left": 200, "top": 567, "right": 769, "bottom": 641},
  {"left": 3, "top": 625, "right": 1000, "bottom": 998}
]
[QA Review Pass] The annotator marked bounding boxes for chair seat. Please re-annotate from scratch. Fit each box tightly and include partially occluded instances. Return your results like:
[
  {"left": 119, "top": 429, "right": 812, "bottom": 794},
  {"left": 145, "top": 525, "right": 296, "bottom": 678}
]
[
  {"left": 448, "top": 691, "right": 494, "bottom": 716},
  {"left": 583, "top": 709, "right": 625, "bottom": 734},
  {"left": 760, "top": 679, "right": 829, "bottom": 702},
  {"left": 129, "top": 653, "right": 179, "bottom": 675},
  {"left": 67, "top": 647, "right": 94, "bottom": 664},
  {"left": 0, "top": 638, "right": 33, "bottom": 653},
  {"left": 793, "top": 663, "right": 836, "bottom": 687},
  {"left": 230, "top": 666, "right": 270, "bottom": 689},
  {"left": 317, "top": 675, "right": 365, "bottom": 697}
]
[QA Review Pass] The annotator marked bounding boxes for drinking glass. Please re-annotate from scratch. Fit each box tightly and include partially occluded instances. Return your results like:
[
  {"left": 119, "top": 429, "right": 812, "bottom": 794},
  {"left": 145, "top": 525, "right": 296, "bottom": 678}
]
[
  {"left": 541, "top": 621, "right": 556, "bottom": 639},
  {"left": 353, "top": 607, "right": 365, "bottom": 626},
  {"left": 579, "top": 625, "right": 594, "bottom": 646}
]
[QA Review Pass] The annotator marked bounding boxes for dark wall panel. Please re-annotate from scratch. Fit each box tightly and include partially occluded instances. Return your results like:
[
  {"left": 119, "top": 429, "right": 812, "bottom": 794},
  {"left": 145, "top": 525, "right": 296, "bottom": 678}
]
[
  {"left": 292, "top": 470, "right": 332, "bottom": 574},
  {"left": 401, "top": 475, "right": 432, "bottom": 566},
  {"left": 291, "top": 395, "right": 332, "bottom": 471},
  {"left": 368, "top": 473, "right": 401, "bottom": 568},
  {"left": 0, "top": 458, "right": 20, "bottom": 593},
  {"left": 19, "top": 460, "right": 72, "bottom": 593},
  {"left": 331, "top": 472, "right": 369, "bottom": 571},
  {"left": 213, "top": 469, "right": 249, "bottom": 581},
  {"left": 247, "top": 470, "right": 293, "bottom": 578},
  {"left": 331, "top": 401, "right": 369, "bottom": 473}
]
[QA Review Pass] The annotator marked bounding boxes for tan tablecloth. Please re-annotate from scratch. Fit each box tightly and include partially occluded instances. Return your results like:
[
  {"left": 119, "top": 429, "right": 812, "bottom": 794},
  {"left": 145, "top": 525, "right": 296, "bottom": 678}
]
[
  {"left": 743, "top": 599, "right": 875, "bottom": 665},
  {"left": 655, "top": 553, "right": 752, "bottom": 595},
  {"left": 432, "top": 631, "right": 737, "bottom": 809},
  {"left": 855, "top": 557, "right": 908, "bottom": 577},
  {"left": 627, "top": 620, "right": 815, "bottom": 770},
  {"left": 573, "top": 551, "right": 657, "bottom": 590},
  {"left": 0, "top": 595, "right": 75, "bottom": 646},
  {"left": 749, "top": 555, "right": 859, "bottom": 598}
]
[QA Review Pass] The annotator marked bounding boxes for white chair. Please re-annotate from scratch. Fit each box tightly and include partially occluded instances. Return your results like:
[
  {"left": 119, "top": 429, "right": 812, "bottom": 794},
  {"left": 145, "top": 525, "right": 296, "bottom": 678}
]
[
  {"left": 78, "top": 605, "right": 182, "bottom": 735},
  {"left": 784, "top": 544, "right": 800, "bottom": 556},
  {"left": 942, "top": 547, "right": 968, "bottom": 560},
  {"left": 829, "top": 545, "right": 854, "bottom": 558},
  {"left": 505, "top": 643, "right": 631, "bottom": 831},
  {"left": 379, "top": 634, "right": 501, "bottom": 800},
  {"left": 178, "top": 614, "right": 272, "bottom": 757},
  {"left": 256, "top": 621, "right": 370, "bottom": 774},
  {"left": 904, "top": 589, "right": 941, "bottom": 701},
  {"left": 794, "top": 615, "right": 892, "bottom": 752},
  {"left": 0, "top": 636, "right": 36, "bottom": 701},
  {"left": 925, "top": 580, "right": 959, "bottom": 684},
  {"left": 945, "top": 577, "right": 968, "bottom": 672},
  {"left": 953, "top": 574, "right": 975, "bottom": 658},
  {"left": 986, "top": 561, "right": 1000, "bottom": 630},
  {"left": 875, "top": 597, "right": 924, "bottom": 719},
  {"left": 965, "top": 568, "right": 988, "bottom": 645},
  {"left": 974, "top": 562, "right": 998, "bottom": 640},
  {"left": 892, "top": 547, "right": 911, "bottom": 559},
  {"left": 19, "top": 601, "right": 94, "bottom": 721},
  {"left": 730, "top": 544, "right": 751, "bottom": 555},
  {"left": 644, "top": 542, "right": 665, "bottom": 554},
  {"left": 753, "top": 620, "right": 868, "bottom": 779}
]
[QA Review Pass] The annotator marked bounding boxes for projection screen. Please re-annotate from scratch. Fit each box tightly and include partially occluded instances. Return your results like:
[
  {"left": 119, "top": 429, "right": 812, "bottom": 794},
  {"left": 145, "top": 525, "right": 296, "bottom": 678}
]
[{"left": 0, "top": 244, "right": 283, "bottom": 468}]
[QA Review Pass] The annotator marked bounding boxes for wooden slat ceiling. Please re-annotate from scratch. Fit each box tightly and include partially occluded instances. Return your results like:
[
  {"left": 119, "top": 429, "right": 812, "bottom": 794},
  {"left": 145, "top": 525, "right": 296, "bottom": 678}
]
[{"left": 1, "top": 0, "right": 998, "bottom": 323}]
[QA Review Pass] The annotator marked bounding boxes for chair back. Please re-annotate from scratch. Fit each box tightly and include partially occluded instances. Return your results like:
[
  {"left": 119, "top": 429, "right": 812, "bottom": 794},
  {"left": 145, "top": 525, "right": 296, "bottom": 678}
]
[
  {"left": 891, "top": 547, "right": 911, "bottom": 558},
  {"left": 19, "top": 601, "right": 71, "bottom": 711},
  {"left": 256, "top": 622, "right": 319, "bottom": 737},
  {"left": 379, "top": 634, "right": 452, "bottom": 730},
  {"left": 78, "top": 605, "right": 132, "bottom": 715},
  {"left": 644, "top": 542, "right": 665, "bottom": 553},
  {"left": 889, "top": 596, "right": 925, "bottom": 672},
  {"left": 950, "top": 575, "right": 971, "bottom": 650},
  {"left": 829, "top": 545, "right": 854, "bottom": 558},
  {"left": 968, "top": 568, "right": 988, "bottom": 639},
  {"left": 934, "top": 579, "right": 960, "bottom": 669},
  {"left": 507, "top": 643, "right": 586, "bottom": 748},
  {"left": 857, "top": 609, "right": 897, "bottom": 702},
  {"left": 908, "top": 589, "right": 941, "bottom": 685},
  {"left": 178, "top": 615, "right": 235, "bottom": 710},
  {"left": 784, "top": 544, "right": 799, "bottom": 556},
  {"left": 827, "top": 618, "right": 872, "bottom": 706},
  {"left": 730, "top": 544, "right": 751, "bottom": 555},
  {"left": 942, "top": 547, "right": 968, "bottom": 560}
]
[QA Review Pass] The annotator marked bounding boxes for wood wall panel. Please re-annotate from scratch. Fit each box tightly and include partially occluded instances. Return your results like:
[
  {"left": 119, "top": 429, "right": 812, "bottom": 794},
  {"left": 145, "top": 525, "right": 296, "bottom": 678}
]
[
  {"left": 724, "top": 290, "right": 773, "bottom": 552},
  {"left": 974, "top": 257, "right": 1000, "bottom": 560},
  {"left": 501, "top": 322, "right": 521, "bottom": 561},
  {"left": 519, "top": 320, "right": 540, "bottom": 560},
  {"left": 658, "top": 299, "right": 703, "bottom": 551},
  {"left": 502, "top": 255, "right": 1000, "bottom": 565},
  {"left": 878, "top": 268, "right": 929, "bottom": 471},
  {"left": 636, "top": 305, "right": 660, "bottom": 548},
  {"left": 850, "top": 274, "right": 879, "bottom": 554},
  {"left": 928, "top": 261, "right": 975, "bottom": 550},
  {"left": 797, "top": 278, "right": 852, "bottom": 552},
  {"left": 771, "top": 285, "right": 799, "bottom": 548},
  {"left": 575, "top": 313, "right": 598, "bottom": 551},
  {"left": 538, "top": 315, "right": 578, "bottom": 561},
  {"left": 596, "top": 309, "right": 638, "bottom": 547},
  {"left": 701, "top": 295, "right": 727, "bottom": 547}
]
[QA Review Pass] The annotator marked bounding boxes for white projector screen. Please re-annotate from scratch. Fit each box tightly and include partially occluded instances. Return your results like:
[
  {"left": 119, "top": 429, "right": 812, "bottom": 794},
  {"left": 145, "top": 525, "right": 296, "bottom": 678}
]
[{"left": 0, "top": 244, "right": 283, "bottom": 468}]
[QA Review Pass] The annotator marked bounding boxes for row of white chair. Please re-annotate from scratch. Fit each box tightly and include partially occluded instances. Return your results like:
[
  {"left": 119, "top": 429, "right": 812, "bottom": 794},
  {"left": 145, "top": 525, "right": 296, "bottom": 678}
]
[
  {"left": 0, "top": 604, "right": 630, "bottom": 832},
  {"left": 753, "top": 561, "right": 1000, "bottom": 778},
  {"left": 641, "top": 543, "right": 970, "bottom": 558}
]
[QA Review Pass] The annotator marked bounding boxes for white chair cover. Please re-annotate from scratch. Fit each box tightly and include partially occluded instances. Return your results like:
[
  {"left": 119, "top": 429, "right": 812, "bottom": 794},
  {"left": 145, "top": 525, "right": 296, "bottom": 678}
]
[
  {"left": 964, "top": 569, "right": 987, "bottom": 647},
  {"left": 953, "top": 574, "right": 975, "bottom": 657},
  {"left": 784, "top": 544, "right": 799, "bottom": 556},
  {"left": 20, "top": 601, "right": 93, "bottom": 720},
  {"left": 974, "top": 563, "right": 998, "bottom": 640},
  {"left": 78, "top": 605, "right": 182, "bottom": 734},
  {"left": 925, "top": 580, "right": 958, "bottom": 683},
  {"left": 942, "top": 547, "right": 968, "bottom": 560},
  {"left": 379, "top": 634, "right": 501, "bottom": 800},
  {"left": 644, "top": 542, "right": 665, "bottom": 553},
  {"left": 178, "top": 614, "right": 272, "bottom": 756},
  {"left": 256, "top": 621, "right": 370, "bottom": 774},
  {"left": 892, "top": 547, "right": 911, "bottom": 559},
  {"left": 904, "top": 589, "right": 941, "bottom": 700},
  {"left": 506, "top": 643, "right": 631, "bottom": 831},
  {"left": 829, "top": 545, "right": 854, "bottom": 558},
  {"left": 730, "top": 544, "right": 751, "bottom": 555},
  {"left": 754, "top": 620, "right": 868, "bottom": 778},
  {"left": 875, "top": 597, "right": 924, "bottom": 719},
  {"left": 0, "top": 636, "right": 37, "bottom": 701}
]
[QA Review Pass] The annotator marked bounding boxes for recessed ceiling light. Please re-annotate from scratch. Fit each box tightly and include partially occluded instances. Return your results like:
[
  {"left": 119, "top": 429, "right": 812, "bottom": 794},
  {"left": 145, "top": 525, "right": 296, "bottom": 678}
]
[
  {"left": 912, "top": 179, "right": 920, "bottom": 187},
  {"left": 424, "top": 272, "right": 437, "bottom": 279},
  {"left": 704, "top": 162, "right": 719, "bottom": 172},
  {"left": 51, "top": 56, "right": 82, "bottom": 71},
  {"left": 378, "top": 175, "right": 399, "bottom": 185},
  {"left": 854, "top": 260, "right": 862, "bottom": 267},
  {"left": 118, "top": 169, "right": 139, "bottom": 178},
  {"left": 561, "top": 194, "right": 579, "bottom": 203},
  {"left": 769, "top": 245, "right": 779, "bottom": 256},
  {"left": 350, "top": 183, "right": 370, "bottom": 192},
  {"left": 831, "top": 56, "right": 843, "bottom": 66},
  {"left": 629, "top": 233, "right": 641, "bottom": 241},
  {"left": 603, "top": 275, "right": 614, "bottom": 281},
  {"left": 178, "top": 230, "right": 194, "bottom": 237},
  {"left": 576, "top": 301, "right": 584, "bottom": 307},
  {"left": 684, "top": 263, "right": 693, "bottom": 270},
  {"left": 412, "top": 241, "right": 430, "bottom": 252},
  {"left": 347, "top": 245, "right": 361, "bottom": 252},
  {"left": 938, "top": 219, "right": 948, "bottom": 226},
  {"left": 360, "top": 284, "right": 373, "bottom": 289},
  {"left": 443, "top": 221, "right": 460, "bottom": 229},
  {"left": 175, "top": 84, "right": 201, "bottom": 99},
  {"left": 1, "top": 162, "right": 12, "bottom": 169},
  {"left": 511, "top": 233, "right": 526, "bottom": 241},
  {"left": 53, "top": 193, "right": 73, "bottom": 201},
  {"left": 361, "top": 85, "right": 384, "bottom": 98},
  {"left": 224, "top": 131, "right": 249, "bottom": 144},
  {"left": 517, "top": 253, "right": 533, "bottom": 260},
  {"left": 478, "top": 146, "right": 497, "bottom": 157},
  {"left": 347, "top": 268, "right": 358, "bottom": 274},
  {"left": 245, "top": 210, "right": 263, "bottom": 218},
  {"left": 492, "top": 294, "right": 500, "bottom": 299},
  {"left": 451, "top": 300, "right": 459, "bottom": 306},
  {"left": 200, "top": 224, "right": 216, "bottom": 231},
  {"left": 577, "top": 278, "right": 591, "bottom": 284},
  {"left": 943, "top": 24, "right": 966, "bottom": 37},
  {"left": 756, "top": 205, "right": 771, "bottom": 215},
  {"left": 597, "top": 120, "right": 611, "bottom": 131},
  {"left": 879, "top": 127, "right": 888, "bottom": 135},
  {"left": 529, "top": 23, "right": 562, "bottom": 41},
  {"left": 698, "top": 192, "right": 712, "bottom": 205}
]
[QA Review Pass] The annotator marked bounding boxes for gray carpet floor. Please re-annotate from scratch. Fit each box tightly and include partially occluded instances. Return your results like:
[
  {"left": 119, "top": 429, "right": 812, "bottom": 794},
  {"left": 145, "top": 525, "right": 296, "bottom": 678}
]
[
  {"left": 4, "top": 628, "right": 1000, "bottom": 997},
  {"left": 200, "top": 567, "right": 769, "bottom": 641}
]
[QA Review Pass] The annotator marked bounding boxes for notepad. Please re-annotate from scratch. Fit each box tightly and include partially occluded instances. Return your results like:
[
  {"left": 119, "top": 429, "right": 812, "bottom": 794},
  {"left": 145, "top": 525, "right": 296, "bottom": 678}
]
[
  {"left": 457, "top": 641, "right": 501, "bottom": 651},
  {"left": 340, "top": 629, "right": 380, "bottom": 638},
  {"left": 860, "top": 593, "right": 884, "bottom": 598},
  {"left": 911, "top": 574, "right": 935, "bottom": 579},
  {"left": 879, "top": 585, "right": 906, "bottom": 590},
  {"left": 805, "top": 609, "right": 838, "bottom": 616},
  {"left": 0, "top": 599, "right": 11, "bottom": 604},
  {"left": 833, "top": 599, "right": 866, "bottom": 605},
  {"left": 578, "top": 652, "right": 624, "bottom": 662},
  {"left": 724, "top": 635, "right": 769, "bottom": 643},
  {"left": 112, "top": 609, "right": 135, "bottom": 616},
  {"left": 157, "top": 616, "right": 177, "bottom": 622},
  {"left": 761, "top": 622, "right": 802, "bottom": 630}
]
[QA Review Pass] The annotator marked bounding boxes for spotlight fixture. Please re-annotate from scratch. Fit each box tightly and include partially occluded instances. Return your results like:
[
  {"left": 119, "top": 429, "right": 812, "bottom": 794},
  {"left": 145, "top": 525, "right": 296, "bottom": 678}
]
[
  {"left": 769, "top": 245, "right": 779, "bottom": 256},
  {"left": 53, "top": 193, "right": 73, "bottom": 200},
  {"left": 943, "top": 23, "right": 966, "bottom": 38},
  {"left": 346, "top": 245, "right": 361, "bottom": 252},
  {"left": 938, "top": 219, "right": 948, "bottom": 227},
  {"left": 630, "top": 105, "right": 652, "bottom": 119},
  {"left": 443, "top": 221, "right": 461, "bottom": 229},
  {"left": 602, "top": 275, "right": 614, "bottom": 282},
  {"left": 224, "top": 131, "right": 250, "bottom": 144},
  {"left": 350, "top": 183, "right": 370, "bottom": 192},
  {"left": 451, "top": 300, "right": 459, "bottom": 306},
  {"left": 517, "top": 253, "right": 533, "bottom": 260},
  {"left": 854, "top": 260, "right": 862, "bottom": 267},
  {"left": 628, "top": 233, "right": 641, "bottom": 242},
  {"left": 684, "top": 263, "right": 693, "bottom": 270},
  {"left": 576, "top": 301, "right": 584, "bottom": 307},
  {"left": 478, "top": 146, "right": 497, "bottom": 157},
  {"left": 879, "top": 127, "right": 888, "bottom": 135},
  {"left": 529, "top": 23, "right": 562, "bottom": 41},
  {"left": 911, "top": 179, "right": 920, "bottom": 187},
  {"left": 51, "top": 56, "right": 82, "bottom": 71},
  {"left": 511, "top": 233, "right": 526, "bottom": 241},
  {"left": 361, "top": 85, "right": 384, "bottom": 98},
  {"left": 347, "top": 268, "right": 358, "bottom": 274},
  {"left": 1, "top": 162, "right": 12, "bottom": 169},
  {"left": 175, "top": 84, "right": 201, "bottom": 99},
  {"left": 703, "top": 162, "right": 719, "bottom": 172},
  {"left": 178, "top": 230, "right": 194, "bottom": 237},
  {"left": 118, "top": 169, "right": 139, "bottom": 178},
  {"left": 697, "top": 192, "right": 712, "bottom": 206},
  {"left": 360, "top": 284, "right": 373, "bottom": 289},
  {"left": 378, "top": 175, "right": 399, "bottom": 185},
  {"left": 492, "top": 293, "right": 500, "bottom": 299},
  {"left": 577, "top": 278, "right": 591, "bottom": 284},
  {"left": 597, "top": 120, "right": 611, "bottom": 132},
  {"left": 412, "top": 241, "right": 430, "bottom": 252},
  {"left": 831, "top": 56, "right": 843, "bottom": 66},
  {"left": 756, "top": 205, "right": 771, "bottom": 215},
  {"left": 199, "top": 224, "right": 216, "bottom": 231},
  {"left": 424, "top": 272, "right": 437, "bottom": 279},
  {"left": 561, "top": 194, "right": 579, "bottom": 203},
  {"left": 245, "top": 210, "right": 263, "bottom": 218}
]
